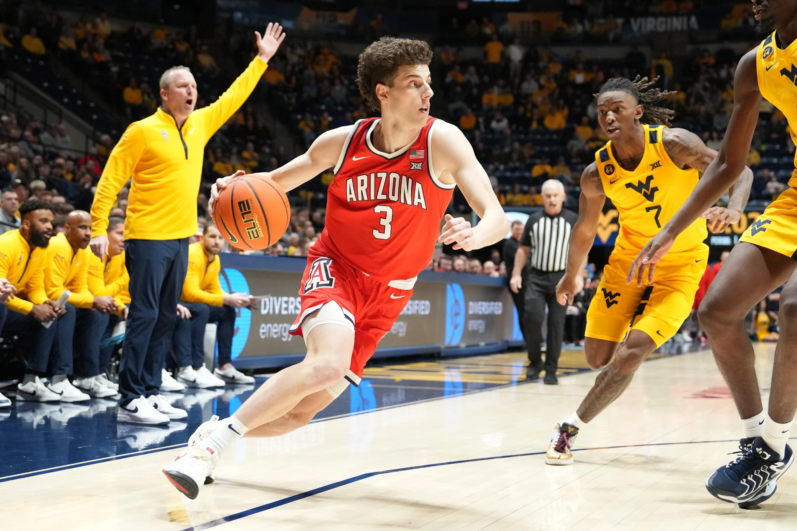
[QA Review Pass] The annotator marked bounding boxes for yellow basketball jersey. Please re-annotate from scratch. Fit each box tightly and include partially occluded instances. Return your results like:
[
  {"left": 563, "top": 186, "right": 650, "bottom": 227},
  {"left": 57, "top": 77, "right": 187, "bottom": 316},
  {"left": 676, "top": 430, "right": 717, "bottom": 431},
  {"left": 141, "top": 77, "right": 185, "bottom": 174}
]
[
  {"left": 758, "top": 32, "right": 797, "bottom": 186},
  {"left": 594, "top": 124, "right": 708, "bottom": 255}
]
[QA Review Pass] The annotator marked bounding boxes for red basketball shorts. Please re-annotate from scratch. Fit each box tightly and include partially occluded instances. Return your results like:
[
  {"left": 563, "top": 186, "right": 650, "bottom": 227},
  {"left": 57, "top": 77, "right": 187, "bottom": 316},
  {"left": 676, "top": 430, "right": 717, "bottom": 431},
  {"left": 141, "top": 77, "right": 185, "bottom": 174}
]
[{"left": 289, "top": 239, "right": 414, "bottom": 385}]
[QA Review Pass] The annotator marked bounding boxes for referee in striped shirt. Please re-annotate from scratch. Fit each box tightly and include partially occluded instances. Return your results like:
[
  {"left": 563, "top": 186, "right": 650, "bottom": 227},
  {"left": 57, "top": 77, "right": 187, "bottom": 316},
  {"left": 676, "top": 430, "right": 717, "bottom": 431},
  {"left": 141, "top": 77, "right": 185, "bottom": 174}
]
[{"left": 510, "top": 180, "right": 577, "bottom": 384}]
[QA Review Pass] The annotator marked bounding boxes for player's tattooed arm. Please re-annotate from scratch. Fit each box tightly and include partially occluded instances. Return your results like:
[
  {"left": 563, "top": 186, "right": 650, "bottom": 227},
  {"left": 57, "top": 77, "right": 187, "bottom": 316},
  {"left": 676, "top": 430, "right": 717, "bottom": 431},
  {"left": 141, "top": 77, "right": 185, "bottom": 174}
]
[
  {"left": 555, "top": 163, "right": 605, "bottom": 306},
  {"left": 663, "top": 127, "right": 754, "bottom": 232},
  {"left": 662, "top": 127, "right": 716, "bottom": 173}
]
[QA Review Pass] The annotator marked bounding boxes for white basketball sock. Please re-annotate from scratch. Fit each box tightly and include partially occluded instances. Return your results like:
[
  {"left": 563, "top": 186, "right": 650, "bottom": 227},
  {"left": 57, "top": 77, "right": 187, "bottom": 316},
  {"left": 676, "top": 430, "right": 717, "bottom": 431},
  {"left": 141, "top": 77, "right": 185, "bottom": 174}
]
[
  {"left": 741, "top": 411, "right": 765, "bottom": 439},
  {"left": 204, "top": 416, "right": 250, "bottom": 455},
  {"left": 762, "top": 415, "right": 792, "bottom": 460},
  {"left": 562, "top": 412, "right": 585, "bottom": 429}
]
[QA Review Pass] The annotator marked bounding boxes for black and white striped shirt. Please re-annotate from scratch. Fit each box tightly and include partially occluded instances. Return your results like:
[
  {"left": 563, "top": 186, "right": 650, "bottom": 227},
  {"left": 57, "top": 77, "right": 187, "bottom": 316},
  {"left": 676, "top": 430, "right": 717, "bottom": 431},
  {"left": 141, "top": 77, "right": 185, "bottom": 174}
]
[{"left": 521, "top": 209, "right": 578, "bottom": 272}]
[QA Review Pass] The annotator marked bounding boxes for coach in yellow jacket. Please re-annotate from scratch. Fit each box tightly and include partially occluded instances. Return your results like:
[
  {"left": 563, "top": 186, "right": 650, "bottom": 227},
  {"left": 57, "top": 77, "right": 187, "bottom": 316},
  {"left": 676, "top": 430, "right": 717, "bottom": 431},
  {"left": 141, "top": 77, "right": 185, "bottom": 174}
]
[
  {"left": 46, "top": 211, "right": 119, "bottom": 399},
  {"left": 89, "top": 25, "right": 285, "bottom": 424},
  {"left": 177, "top": 224, "right": 256, "bottom": 387}
]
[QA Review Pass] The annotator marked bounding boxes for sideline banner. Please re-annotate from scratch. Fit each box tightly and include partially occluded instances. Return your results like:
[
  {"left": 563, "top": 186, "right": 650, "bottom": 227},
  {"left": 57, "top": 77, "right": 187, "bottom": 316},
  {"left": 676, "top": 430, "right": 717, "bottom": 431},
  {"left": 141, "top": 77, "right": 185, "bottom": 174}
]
[{"left": 217, "top": 255, "right": 523, "bottom": 364}]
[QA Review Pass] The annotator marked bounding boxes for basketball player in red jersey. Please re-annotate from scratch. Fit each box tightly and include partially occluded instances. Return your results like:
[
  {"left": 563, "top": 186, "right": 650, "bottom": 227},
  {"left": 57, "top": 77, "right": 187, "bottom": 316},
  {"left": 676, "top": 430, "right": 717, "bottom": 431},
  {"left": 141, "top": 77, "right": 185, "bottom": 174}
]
[{"left": 163, "top": 37, "right": 509, "bottom": 498}]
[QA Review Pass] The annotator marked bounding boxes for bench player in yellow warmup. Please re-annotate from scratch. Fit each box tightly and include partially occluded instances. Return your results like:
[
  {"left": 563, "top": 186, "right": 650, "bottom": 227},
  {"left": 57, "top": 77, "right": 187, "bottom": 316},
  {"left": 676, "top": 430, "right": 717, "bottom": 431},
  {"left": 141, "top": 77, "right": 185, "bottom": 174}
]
[
  {"left": 630, "top": 1, "right": 797, "bottom": 508},
  {"left": 548, "top": 76, "right": 754, "bottom": 473}
]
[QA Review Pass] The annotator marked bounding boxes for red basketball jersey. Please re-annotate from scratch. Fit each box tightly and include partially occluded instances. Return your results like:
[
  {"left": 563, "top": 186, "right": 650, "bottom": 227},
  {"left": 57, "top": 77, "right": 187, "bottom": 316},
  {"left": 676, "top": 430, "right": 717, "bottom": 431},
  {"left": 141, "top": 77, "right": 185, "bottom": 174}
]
[{"left": 320, "top": 116, "right": 455, "bottom": 282}]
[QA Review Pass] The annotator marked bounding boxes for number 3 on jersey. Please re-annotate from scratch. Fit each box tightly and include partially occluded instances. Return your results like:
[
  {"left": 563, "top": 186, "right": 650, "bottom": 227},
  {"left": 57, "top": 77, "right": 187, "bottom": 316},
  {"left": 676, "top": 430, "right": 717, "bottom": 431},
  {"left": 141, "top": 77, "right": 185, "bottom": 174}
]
[{"left": 373, "top": 205, "right": 393, "bottom": 240}]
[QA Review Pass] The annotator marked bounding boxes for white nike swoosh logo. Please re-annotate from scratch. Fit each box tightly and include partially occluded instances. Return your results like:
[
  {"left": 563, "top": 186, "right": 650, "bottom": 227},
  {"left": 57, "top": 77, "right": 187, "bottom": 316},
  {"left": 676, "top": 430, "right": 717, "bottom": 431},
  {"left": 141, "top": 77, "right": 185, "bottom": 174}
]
[
  {"left": 188, "top": 127, "right": 195, "bottom": 134},
  {"left": 352, "top": 155, "right": 369, "bottom": 161},
  {"left": 390, "top": 294, "right": 406, "bottom": 299}
]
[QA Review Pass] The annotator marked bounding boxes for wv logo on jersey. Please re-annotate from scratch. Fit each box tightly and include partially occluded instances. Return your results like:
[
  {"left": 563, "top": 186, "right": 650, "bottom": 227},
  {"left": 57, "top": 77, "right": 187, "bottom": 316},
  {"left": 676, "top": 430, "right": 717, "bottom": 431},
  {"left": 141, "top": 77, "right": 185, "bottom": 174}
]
[
  {"left": 220, "top": 268, "right": 251, "bottom": 360},
  {"left": 304, "top": 258, "right": 335, "bottom": 293},
  {"left": 602, "top": 288, "right": 621, "bottom": 308},
  {"left": 625, "top": 175, "right": 659, "bottom": 202},
  {"left": 750, "top": 219, "right": 772, "bottom": 236},
  {"left": 780, "top": 64, "right": 797, "bottom": 85}
]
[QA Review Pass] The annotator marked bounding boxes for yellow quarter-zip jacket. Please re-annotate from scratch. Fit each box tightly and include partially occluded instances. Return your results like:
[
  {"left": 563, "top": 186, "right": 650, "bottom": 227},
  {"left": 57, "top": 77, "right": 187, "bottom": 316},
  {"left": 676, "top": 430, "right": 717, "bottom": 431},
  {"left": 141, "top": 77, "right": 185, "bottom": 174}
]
[
  {"left": 87, "top": 251, "right": 128, "bottom": 312},
  {"left": 181, "top": 242, "right": 224, "bottom": 306},
  {"left": 44, "top": 233, "right": 94, "bottom": 309},
  {"left": 0, "top": 230, "right": 49, "bottom": 314},
  {"left": 91, "top": 56, "right": 269, "bottom": 241}
]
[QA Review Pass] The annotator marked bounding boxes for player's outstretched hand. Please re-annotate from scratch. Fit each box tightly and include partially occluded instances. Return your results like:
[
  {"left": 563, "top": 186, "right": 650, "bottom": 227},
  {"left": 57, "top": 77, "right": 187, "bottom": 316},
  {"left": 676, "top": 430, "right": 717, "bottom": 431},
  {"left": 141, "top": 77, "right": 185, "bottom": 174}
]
[
  {"left": 702, "top": 206, "right": 740, "bottom": 234},
  {"left": 555, "top": 274, "right": 578, "bottom": 306},
  {"left": 626, "top": 231, "right": 676, "bottom": 287},
  {"left": 255, "top": 23, "right": 286, "bottom": 64},
  {"left": 438, "top": 214, "right": 476, "bottom": 251},
  {"left": 209, "top": 170, "right": 246, "bottom": 217}
]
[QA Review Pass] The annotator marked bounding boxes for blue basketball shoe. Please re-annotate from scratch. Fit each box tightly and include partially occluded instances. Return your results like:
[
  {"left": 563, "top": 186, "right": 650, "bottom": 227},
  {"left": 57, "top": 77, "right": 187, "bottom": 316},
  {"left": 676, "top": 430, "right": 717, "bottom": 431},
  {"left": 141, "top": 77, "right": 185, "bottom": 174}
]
[{"left": 706, "top": 437, "right": 792, "bottom": 508}]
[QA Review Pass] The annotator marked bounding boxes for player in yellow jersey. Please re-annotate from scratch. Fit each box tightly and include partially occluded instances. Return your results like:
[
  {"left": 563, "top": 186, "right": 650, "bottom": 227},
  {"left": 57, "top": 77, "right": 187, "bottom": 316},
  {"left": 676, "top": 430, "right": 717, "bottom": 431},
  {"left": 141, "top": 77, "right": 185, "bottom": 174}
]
[
  {"left": 629, "top": 1, "right": 797, "bottom": 507},
  {"left": 545, "top": 76, "right": 754, "bottom": 469}
]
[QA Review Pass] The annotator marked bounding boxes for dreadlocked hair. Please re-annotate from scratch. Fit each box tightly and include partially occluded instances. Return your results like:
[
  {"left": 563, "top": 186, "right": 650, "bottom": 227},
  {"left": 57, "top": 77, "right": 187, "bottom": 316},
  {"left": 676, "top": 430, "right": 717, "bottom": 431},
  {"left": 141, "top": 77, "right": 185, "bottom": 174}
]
[{"left": 596, "top": 76, "right": 676, "bottom": 127}]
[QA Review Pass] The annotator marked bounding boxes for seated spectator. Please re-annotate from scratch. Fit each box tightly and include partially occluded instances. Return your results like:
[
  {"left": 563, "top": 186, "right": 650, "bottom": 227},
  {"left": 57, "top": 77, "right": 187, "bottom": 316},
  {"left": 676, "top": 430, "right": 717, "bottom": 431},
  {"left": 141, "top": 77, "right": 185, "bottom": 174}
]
[
  {"left": 45, "top": 211, "right": 118, "bottom": 398},
  {"left": 212, "top": 155, "right": 233, "bottom": 178},
  {"left": 178, "top": 224, "right": 256, "bottom": 385},
  {"left": 575, "top": 117, "right": 593, "bottom": 140},
  {"left": 459, "top": 108, "right": 477, "bottom": 131},
  {"left": 467, "top": 258, "right": 482, "bottom": 274},
  {"left": 0, "top": 190, "right": 20, "bottom": 236},
  {"left": 544, "top": 106, "right": 567, "bottom": 130},
  {"left": 95, "top": 12, "right": 112, "bottom": 37},
  {"left": 552, "top": 156, "right": 572, "bottom": 182},
  {"left": 490, "top": 112, "right": 510, "bottom": 134},
  {"left": 506, "top": 183, "right": 530, "bottom": 206},
  {"left": 299, "top": 113, "right": 316, "bottom": 147},
  {"left": 453, "top": 256, "right": 467, "bottom": 273},
  {"left": 152, "top": 25, "right": 169, "bottom": 48},
  {"left": 483, "top": 260, "right": 500, "bottom": 277},
  {"left": 436, "top": 254, "right": 453, "bottom": 272},
  {"left": 197, "top": 46, "right": 220, "bottom": 75},
  {"left": 532, "top": 158, "right": 554, "bottom": 181},
  {"left": 746, "top": 146, "right": 761, "bottom": 166},
  {"left": 55, "top": 124, "right": 74, "bottom": 152},
  {"left": 123, "top": 78, "right": 144, "bottom": 119},
  {"left": 0, "top": 200, "right": 77, "bottom": 402},
  {"left": 22, "top": 28, "right": 46, "bottom": 55}
]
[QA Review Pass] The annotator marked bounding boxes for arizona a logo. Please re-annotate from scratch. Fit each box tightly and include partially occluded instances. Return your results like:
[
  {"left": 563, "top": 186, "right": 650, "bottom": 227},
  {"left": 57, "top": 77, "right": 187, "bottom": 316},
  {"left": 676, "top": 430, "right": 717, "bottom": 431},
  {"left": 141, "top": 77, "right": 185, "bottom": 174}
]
[{"left": 304, "top": 258, "right": 336, "bottom": 293}]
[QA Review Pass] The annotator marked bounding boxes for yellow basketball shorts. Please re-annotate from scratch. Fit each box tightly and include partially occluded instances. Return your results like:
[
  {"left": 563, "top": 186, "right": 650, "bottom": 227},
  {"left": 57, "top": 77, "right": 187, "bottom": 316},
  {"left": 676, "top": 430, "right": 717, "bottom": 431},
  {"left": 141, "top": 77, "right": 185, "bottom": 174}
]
[
  {"left": 739, "top": 186, "right": 797, "bottom": 259},
  {"left": 585, "top": 246, "right": 708, "bottom": 347}
]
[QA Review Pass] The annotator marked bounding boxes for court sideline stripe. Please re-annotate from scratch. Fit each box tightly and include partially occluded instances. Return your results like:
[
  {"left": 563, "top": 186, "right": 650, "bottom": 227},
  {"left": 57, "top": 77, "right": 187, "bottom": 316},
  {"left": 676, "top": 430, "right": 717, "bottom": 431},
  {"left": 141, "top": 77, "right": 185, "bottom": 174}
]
[
  {"left": 181, "top": 437, "right": 763, "bottom": 531},
  {"left": 0, "top": 349, "right": 694, "bottom": 483}
]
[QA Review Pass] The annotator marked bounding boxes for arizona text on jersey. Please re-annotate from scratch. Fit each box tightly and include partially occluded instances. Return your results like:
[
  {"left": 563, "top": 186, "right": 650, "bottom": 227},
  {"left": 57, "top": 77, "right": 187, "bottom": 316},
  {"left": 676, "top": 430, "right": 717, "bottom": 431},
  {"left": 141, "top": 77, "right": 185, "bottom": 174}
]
[{"left": 321, "top": 117, "right": 455, "bottom": 282}]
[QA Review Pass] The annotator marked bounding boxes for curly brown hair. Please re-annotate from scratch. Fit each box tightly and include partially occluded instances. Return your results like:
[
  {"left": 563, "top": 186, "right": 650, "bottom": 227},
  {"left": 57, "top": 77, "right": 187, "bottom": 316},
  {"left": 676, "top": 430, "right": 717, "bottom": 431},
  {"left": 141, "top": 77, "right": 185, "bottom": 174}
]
[{"left": 356, "top": 37, "right": 433, "bottom": 111}]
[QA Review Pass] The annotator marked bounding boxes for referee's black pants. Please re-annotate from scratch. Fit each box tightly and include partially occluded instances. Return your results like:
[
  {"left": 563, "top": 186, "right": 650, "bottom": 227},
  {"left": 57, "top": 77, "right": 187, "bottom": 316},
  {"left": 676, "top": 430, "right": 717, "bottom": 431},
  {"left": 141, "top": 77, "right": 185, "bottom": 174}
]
[
  {"left": 523, "top": 269, "right": 566, "bottom": 375},
  {"left": 119, "top": 238, "right": 189, "bottom": 405}
]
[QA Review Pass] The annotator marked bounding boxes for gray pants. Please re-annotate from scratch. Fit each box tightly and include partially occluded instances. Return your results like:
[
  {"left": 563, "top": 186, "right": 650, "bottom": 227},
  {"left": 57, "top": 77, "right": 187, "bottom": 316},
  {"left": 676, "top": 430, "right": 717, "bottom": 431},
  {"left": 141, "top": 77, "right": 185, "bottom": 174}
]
[{"left": 524, "top": 269, "right": 567, "bottom": 374}]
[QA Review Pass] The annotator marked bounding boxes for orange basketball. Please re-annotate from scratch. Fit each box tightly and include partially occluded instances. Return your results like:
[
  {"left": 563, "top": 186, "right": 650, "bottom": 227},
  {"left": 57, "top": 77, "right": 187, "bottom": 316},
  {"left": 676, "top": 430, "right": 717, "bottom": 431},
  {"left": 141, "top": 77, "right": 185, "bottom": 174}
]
[{"left": 212, "top": 175, "right": 290, "bottom": 250}]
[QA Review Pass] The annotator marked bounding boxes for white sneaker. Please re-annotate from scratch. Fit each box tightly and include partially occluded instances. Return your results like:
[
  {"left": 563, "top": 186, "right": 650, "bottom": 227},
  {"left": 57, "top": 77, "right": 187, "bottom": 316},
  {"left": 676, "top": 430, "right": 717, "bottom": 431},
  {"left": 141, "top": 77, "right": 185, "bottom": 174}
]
[
  {"left": 215, "top": 366, "right": 255, "bottom": 385},
  {"left": 163, "top": 445, "right": 219, "bottom": 499},
  {"left": 177, "top": 366, "right": 216, "bottom": 389},
  {"left": 16, "top": 377, "right": 62, "bottom": 402},
  {"left": 118, "top": 396, "right": 170, "bottom": 425},
  {"left": 97, "top": 373, "right": 118, "bottom": 391},
  {"left": 148, "top": 394, "right": 187, "bottom": 420},
  {"left": 73, "top": 376, "right": 118, "bottom": 399},
  {"left": 47, "top": 378, "right": 91, "bottom": 403},
  {"left": 197, "top": 366, "right": 226, "bottom": 388},
  {"left": 188, "top": 415, "right": 220, "bottom": 446},
  {"left": 161, "top": 369, "right": 186, "bottom": 393},
  {"left": 0, "top": 393, "right": 10, "bottom": 408}
]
